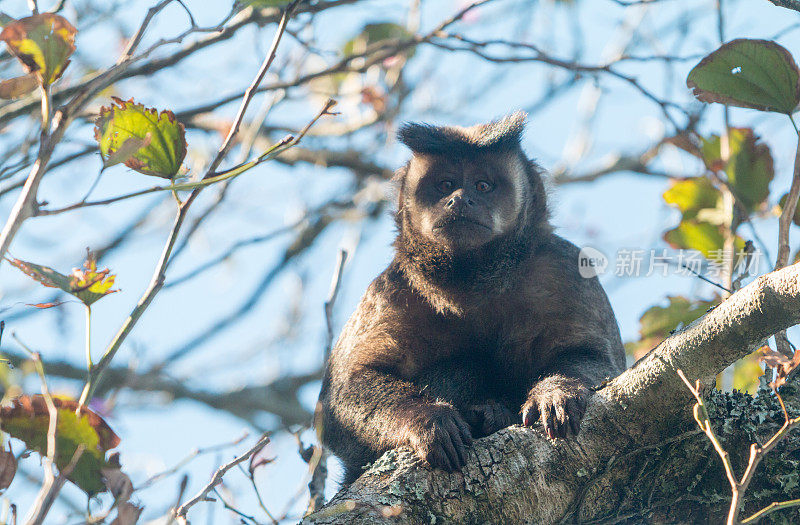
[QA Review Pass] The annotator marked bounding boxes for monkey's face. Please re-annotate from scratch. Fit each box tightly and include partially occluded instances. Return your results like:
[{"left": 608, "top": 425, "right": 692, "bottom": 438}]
[{"left": 402, "top": 151, "right": 527, "bottom": 251}]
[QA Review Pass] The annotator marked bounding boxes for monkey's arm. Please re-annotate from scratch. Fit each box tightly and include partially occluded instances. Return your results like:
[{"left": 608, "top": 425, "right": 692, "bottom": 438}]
[
  {"left": 321, "top": 363, "right": 472, "bottom": 475},
  {"left": 317, "top": 284, "right": 473, "bottom": 480}
]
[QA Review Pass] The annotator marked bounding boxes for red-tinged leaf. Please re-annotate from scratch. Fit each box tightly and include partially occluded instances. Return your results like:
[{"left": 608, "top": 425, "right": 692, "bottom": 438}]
[
  {"left": 687, "top": 39, "right": 800, "bottom": 114},
  {"left": 0, "top": 447, "right": 17, "bottom": 491},
  {"left": 0, "top": 395, "right": 120, "bottom": 494},
  {"left": 94, "top": 97, "right": 186, "bottom": 179},
  {"left": 69, "top": 250, "right": 119, "bottom": 305},
  {"left": 27, "top": 301, "right": 67, "bottom": 309},
  {"left": 7, "top": 250, "right": 118, "bottom": 306},
  {"left": 0, "top": 14, "right": 76, "bottom": 87},
  {"left": 0, "top": 73, "right": 38, "bottom": 99}
]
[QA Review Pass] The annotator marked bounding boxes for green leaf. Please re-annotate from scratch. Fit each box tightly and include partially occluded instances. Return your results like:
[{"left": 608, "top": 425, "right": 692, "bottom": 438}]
[
  {"left": 0, "top": 14, "right": 76, "bottom": 87},
  {"left": 663, "top": 177, "right": 721, "bottom": 221},
  {"left": 94, "top": 97, "right": 187, "bottom": 180},
  {"left": 699, "top": 129, "right": 774, "bottom": 211},
  {"left": 663, "top": 220, "right": 745, "bottom": 261},
  {"left": 687, "top": 39, "right": 800, "bottom": 114},
  {"left": 731, "top": 351, "right": 764, "bottom": 394},
  {"left": 343, "top": 22, "right": 414, "bottom": 57},
  {"left": 0, "top": 395, "right": 120, "bottom": 495},
  {"left": 6, "top": 251, "right": 118, "bottom": 307},
  {"left": 625, "top": 295, "right": 718, "bottom": 358}
]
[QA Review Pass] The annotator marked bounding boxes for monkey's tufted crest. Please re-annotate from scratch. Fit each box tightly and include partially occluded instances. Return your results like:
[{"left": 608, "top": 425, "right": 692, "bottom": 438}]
[{"left": 398, "top": 111, "right": 527, "bottom": 155}]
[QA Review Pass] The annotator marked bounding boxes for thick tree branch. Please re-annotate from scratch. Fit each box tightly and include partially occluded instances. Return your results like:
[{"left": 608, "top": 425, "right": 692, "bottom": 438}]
[{"left": 304, "top": 264, "right": 800, "bottom": 524}]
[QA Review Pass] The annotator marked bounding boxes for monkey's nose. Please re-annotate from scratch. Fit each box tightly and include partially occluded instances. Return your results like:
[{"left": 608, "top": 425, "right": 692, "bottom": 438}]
[{"left": 446, "top": 194, "right": 474, "bottom": 209}]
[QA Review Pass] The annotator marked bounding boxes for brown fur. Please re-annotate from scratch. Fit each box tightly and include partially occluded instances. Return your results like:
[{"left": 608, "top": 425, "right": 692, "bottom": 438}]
[{"left": 316, "top": 113, "right": 625, "bottom": 485}]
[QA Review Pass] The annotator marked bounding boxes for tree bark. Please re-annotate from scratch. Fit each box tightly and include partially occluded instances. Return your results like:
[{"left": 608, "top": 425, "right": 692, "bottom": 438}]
[{"left": 304, "top": 265, "right": 800, "bottom": 524}]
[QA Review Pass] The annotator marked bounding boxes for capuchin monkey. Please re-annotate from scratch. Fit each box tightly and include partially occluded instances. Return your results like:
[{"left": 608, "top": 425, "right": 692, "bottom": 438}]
[{"left": 316, "top": 112, "right": 626, "bottom": 486}]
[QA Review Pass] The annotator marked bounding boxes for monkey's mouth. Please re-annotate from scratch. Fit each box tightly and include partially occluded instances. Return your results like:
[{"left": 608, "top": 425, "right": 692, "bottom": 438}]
[{"left": 433, "top": 214, "right": 491, "bottom": 231}]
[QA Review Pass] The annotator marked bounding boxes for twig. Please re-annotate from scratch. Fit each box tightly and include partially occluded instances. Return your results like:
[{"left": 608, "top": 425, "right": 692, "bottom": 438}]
[
  {"left": 136, "top": 432, "right": 250, "bottom": 491},
  {"left": 323, "top": 249, "right": 348, "bottom": 362},
  {"left": 120, "top": 0, "right": 176, "bottom": 62},
  {"left": 677, "top": 369, "right": 800, "bottom": 525},
  {"left": 174, "top": 434, "right": 270, "bottom": 522},
  {"left": 776, "top": 131, "right": 800, "bottom": 270},
  {"left": 206, "top": 0, "right": 301, "bottom": 177},
  {"left": 25, "top": 445, "right": 85, "bottom": 525},
  {"left": 305, "top": 249, "right": 348, "bottom": 514}
]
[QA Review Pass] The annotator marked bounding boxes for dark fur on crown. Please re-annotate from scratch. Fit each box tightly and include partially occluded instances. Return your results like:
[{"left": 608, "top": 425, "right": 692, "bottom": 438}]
[{"left": 397, "top": 111, "right": 526, "bottom": 155}]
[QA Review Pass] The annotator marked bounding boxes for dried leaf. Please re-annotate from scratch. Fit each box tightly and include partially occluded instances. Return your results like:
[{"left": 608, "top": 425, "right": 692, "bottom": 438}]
[
  {"left": 759, "top": 347, "right": 800, "bottom": 389},
  {"left": 0, "top": 14, "right": 76, "bottom": 87},
  {"left": 102, "top": 465, "right": 133, "bottom": 502},
  {"left": 0, "top": 447, "right": 17, "bottom": 491},
  {"left": 110, "top": 502, "right": 143, "bottom": 525},
  {"left": 0, "top": 73, "right": 38, "bottom": 99}
]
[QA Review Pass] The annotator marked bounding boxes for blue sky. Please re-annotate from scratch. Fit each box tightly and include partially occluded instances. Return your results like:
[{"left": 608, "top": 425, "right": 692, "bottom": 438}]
[{"left": 1, "top": 0, "right": 800, "bottom": 522}]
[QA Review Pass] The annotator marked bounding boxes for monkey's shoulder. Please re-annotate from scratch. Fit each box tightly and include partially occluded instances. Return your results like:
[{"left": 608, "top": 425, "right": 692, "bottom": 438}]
[{"left": 331, "top": 263, "right": 447, "bottom": 370}]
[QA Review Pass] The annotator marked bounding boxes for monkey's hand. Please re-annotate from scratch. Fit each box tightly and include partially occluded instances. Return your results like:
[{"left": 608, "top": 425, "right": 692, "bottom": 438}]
[
  {"left": 407, "top": 402, "right": 473, "bottom": 471},
  {"left": 464, "top": 400, "right": 515, "bottom": 437},
  {"left": 521, "top": 375, "right": 589, "bottom": 439}
]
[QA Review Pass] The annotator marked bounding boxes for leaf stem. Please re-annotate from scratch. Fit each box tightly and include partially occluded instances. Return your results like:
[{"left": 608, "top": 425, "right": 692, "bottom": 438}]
[
  {"left": 790, "top": 113, "right": 800, "bottom": 137},
  {"left": 85, "top": 305, "right": 92, "bottom": 370},
  {"left": 40, "top": 84, "right": 51, "bottom": 135}
]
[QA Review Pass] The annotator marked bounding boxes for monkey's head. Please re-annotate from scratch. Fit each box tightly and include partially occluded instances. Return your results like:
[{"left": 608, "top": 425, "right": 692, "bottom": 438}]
[{"left": 394, "top": 112, "right": 548, "bottom": 265}]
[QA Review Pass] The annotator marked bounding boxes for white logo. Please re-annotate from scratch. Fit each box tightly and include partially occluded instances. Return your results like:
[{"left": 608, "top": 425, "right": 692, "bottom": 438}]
[{"left": 578, "top": 246, "right": 608, "bottom": 278}]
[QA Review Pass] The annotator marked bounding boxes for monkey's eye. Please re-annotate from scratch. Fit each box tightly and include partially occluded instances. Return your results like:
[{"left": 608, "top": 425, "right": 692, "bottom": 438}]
[
  {"left": 475, "top": 180, "right": 494, "bottom": 193},
  {"left": 436, "top": 180, "right": 454, "bottom": 193}
]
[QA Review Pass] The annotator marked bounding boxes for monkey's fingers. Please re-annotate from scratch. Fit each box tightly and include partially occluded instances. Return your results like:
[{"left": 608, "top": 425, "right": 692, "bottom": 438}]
[
  {"left": 486, "top": 402, "right": 513, "bottom": 435},
  {"left": 522, "top": 403, "right": 540, "bottom": 427},
  {"left": 455, "top": 415, "right": 473, "bottom": 448},
  {"left": 437, "top": 425, "right": 462, "bottom": 470},
  {"left": 538, "top": 403, "right": 553, "bottom": 439},
  {"left": 427, "top": 442, "right": 453, "bottom": 471},
  {"left": 554, "top": 403, "right": 570, "bottom": 439},
  {"left": 448, "top": 418, "right": 472, "bottom": 467}
]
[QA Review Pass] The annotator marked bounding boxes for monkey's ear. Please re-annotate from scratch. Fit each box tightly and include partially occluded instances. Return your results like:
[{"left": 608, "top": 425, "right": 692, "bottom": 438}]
[
  {"left": 392, "top": 164, "right": 409, "bottom": 207},
  {"left": 398, "top": 111, "right": 527, "bottom": 155}
]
